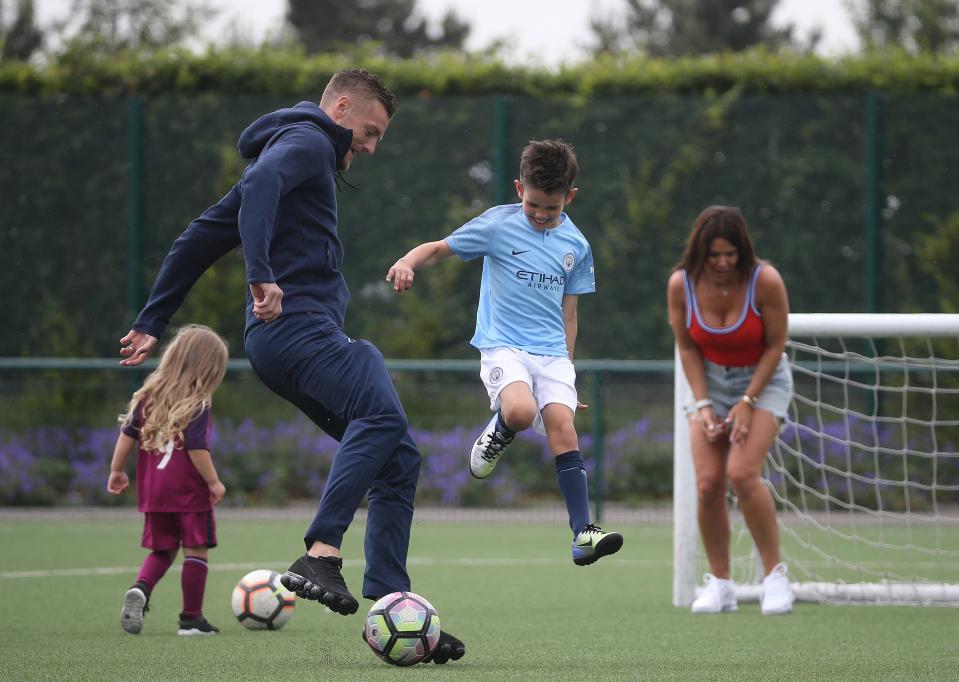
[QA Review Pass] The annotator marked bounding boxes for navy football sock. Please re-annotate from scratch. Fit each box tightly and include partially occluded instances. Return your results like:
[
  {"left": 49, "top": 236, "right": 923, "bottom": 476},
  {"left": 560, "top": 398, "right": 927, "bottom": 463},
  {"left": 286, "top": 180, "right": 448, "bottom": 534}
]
[
  {"left": 495, "top": 410, "right": 516, "bottom": 438},
  {"left": 555, "top": 450, "right": 590, "bottom": 536}
]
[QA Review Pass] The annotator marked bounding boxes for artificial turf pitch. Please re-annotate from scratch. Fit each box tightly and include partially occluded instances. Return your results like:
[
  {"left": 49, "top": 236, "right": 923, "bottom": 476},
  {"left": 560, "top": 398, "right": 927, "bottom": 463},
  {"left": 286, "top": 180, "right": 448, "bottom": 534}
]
[{"left": 1, "top": 510, "right": 956, "bottom": 681}]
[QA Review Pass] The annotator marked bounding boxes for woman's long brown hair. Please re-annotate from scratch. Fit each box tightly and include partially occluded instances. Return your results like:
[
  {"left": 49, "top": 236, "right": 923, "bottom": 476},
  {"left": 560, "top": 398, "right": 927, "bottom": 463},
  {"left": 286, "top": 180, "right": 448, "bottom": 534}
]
[{"left": 673, "top": 205, "right": 758, "bottom": 283}]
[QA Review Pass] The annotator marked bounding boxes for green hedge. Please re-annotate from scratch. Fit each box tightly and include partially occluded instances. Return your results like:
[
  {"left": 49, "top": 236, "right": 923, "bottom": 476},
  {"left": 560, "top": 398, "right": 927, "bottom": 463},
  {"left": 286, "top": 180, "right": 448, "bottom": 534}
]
[{"left": 4, "top": 47, "right": 959, "bottom": 96}]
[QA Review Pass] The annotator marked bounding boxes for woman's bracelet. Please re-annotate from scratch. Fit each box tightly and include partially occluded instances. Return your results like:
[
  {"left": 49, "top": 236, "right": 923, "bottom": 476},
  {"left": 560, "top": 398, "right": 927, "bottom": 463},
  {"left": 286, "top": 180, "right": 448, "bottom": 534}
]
[
  {"left": 741, "top": 394, "right": 759, "bottom": 408},
  {"left": 693, "top": 398, "right": 713, "bottom": 411}
]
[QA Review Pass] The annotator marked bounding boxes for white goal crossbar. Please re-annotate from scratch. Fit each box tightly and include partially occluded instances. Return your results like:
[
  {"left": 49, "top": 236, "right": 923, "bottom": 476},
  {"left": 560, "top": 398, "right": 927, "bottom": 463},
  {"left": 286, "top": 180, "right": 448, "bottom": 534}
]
[{"left": 674, "top": 313, "right": 959, "bottom": 607}]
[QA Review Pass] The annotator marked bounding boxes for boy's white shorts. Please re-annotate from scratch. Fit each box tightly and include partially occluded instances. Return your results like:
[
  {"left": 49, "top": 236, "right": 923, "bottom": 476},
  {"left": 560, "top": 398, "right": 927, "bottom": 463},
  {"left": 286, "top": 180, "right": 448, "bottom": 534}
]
[{"left": 479, "top": 346, "right": 578, "bottom": 435}]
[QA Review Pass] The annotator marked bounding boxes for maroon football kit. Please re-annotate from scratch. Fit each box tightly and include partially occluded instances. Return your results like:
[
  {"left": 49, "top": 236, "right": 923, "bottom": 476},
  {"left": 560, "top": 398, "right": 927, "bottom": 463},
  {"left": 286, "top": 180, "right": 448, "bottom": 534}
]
[{"left": 123, "top": 402, "right": 217, "bottom": 549}]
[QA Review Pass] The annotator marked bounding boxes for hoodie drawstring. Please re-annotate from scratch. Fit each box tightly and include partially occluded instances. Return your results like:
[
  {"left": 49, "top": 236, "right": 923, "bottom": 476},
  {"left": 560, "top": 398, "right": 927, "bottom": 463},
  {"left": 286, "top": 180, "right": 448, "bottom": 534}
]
[{"left": 335, "top": 170, "right": 360, "bottom": 192}]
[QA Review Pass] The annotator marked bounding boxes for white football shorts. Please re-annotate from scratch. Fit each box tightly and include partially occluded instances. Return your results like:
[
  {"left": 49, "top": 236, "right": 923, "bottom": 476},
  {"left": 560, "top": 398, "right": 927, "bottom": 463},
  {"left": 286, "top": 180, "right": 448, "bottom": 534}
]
[{"left": 478, "top": 346, "right": 578, "bottom": 435}]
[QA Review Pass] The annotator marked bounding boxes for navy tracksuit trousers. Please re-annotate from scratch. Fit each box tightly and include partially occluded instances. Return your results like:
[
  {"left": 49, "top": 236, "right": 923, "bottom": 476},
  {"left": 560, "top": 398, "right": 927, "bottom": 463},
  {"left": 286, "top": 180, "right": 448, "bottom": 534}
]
[{"left": 245, "top": 311, "right": 421, "bottom": 600}]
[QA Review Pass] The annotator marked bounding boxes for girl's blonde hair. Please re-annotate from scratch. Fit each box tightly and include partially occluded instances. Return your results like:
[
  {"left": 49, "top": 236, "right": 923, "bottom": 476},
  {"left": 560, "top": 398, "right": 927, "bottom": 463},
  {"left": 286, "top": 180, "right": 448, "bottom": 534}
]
[{"left": 119, "top": 324, "right": 229, "bottom": 453}]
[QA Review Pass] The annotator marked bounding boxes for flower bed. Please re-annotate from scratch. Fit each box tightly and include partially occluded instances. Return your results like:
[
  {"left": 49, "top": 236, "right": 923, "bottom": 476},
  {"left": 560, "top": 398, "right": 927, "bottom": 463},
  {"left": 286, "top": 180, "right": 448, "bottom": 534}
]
[{"left": 0, "top": 417, "right": 674, "bottom": 507}]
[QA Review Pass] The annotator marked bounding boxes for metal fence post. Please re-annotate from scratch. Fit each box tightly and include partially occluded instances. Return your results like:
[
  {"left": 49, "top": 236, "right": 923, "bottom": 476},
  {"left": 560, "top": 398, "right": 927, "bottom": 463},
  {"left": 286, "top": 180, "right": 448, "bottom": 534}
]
[
  {"left": 590, "top": 370, "right": 606, "bottom": 523},
  {"left": 864, "top": 92, "right": 885, "bottom": 416},
  {"left": 864, "top": 91, "right": 883, "bottom": 314},
  {"left": 127, "top": 96, "right": 144, "bottom": 323},
  {"left": 127, "top": 96, "right": 145, "bottom": 394},
  {"left": 492, "top": 96, "right": 512, "bottom": 205}
]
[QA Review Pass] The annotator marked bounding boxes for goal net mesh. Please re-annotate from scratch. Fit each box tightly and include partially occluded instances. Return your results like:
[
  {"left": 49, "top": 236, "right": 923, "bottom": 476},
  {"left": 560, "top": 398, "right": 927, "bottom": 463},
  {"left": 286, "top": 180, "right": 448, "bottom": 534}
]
[{"left": 722, "top": 322, "right": 959, "bottom": 605}]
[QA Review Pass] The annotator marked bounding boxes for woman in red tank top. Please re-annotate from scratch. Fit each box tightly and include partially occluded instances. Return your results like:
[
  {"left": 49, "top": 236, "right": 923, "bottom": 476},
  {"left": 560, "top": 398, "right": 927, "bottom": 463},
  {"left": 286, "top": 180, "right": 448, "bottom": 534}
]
[{"left": 667, "top": 206, "right": 795, "bottom": 615}]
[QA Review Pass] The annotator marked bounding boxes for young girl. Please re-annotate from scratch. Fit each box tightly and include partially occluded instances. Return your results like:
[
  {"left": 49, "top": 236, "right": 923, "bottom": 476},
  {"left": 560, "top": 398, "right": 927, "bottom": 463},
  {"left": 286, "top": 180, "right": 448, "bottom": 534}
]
[{"left": 108, "top": 324, "right": 229, "bottom": 635}]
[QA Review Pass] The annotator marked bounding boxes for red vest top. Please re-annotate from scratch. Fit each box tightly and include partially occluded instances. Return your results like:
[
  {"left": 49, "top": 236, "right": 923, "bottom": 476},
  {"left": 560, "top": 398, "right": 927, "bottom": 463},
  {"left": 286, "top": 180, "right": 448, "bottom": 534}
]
[{"left": 683, "top": 266, "right": 765, "bottom": 367}]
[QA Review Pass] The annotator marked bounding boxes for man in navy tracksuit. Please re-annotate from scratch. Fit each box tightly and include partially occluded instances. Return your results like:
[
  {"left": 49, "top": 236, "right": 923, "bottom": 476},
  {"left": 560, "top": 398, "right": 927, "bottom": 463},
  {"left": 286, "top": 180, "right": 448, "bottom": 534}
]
[{"left": 119, "top": 69, "right": 464, "bottom": 664}]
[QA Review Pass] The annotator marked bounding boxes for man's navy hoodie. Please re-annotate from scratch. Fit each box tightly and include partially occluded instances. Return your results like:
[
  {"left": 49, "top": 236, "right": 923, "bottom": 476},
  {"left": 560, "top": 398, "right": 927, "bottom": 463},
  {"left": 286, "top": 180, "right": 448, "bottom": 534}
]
[{"left": 132, "top": 102, "right": 354, "bottom": 340}]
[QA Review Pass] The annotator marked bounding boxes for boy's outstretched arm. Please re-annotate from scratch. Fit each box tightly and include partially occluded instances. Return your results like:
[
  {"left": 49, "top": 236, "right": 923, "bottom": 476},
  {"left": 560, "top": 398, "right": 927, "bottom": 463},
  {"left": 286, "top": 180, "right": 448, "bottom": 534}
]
[{"left": 386, "top": 239, "right": 454, "bottom": 293}]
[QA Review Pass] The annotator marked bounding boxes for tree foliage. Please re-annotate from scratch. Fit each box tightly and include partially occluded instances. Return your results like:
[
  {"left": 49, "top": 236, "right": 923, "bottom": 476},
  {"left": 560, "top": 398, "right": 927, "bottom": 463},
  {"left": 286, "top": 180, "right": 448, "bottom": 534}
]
[
  {"left": 848, "top": 0, "right": 959, "bottom": 54},
  {"left": 588, "top": 0, "right": 817, "bottom": 56},
  {"left": 916, "top": 210, "right": 959, "bottom": 312},
  {"left": 1, "top": 0, "right": 43, "bottom": 61},
  {"left": 286, "top": 0, "right": 469, "bottom": 58},
  {"left": 7, "top": 48, "right": 959, "bottom": 97},
  {"left": 55, "top": 0, "right": 213, "bottom": 54}
]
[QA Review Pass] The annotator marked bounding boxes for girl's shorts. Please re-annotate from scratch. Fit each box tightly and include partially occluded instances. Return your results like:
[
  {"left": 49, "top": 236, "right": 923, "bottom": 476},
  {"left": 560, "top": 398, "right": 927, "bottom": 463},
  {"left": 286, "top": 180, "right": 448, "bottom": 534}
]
[{"left": 142, "top": 511, "right": 217, "bottom": 551}]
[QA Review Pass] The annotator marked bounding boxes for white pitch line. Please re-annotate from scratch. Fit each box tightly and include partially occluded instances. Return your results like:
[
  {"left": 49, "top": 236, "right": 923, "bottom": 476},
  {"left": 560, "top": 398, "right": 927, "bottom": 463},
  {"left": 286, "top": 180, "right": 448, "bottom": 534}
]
[
  {"left": 0, "top": 557, "right": 667, "bottom": 580},
  {"left": 4, "top": 557, "right": 951, "bottom": 580}
]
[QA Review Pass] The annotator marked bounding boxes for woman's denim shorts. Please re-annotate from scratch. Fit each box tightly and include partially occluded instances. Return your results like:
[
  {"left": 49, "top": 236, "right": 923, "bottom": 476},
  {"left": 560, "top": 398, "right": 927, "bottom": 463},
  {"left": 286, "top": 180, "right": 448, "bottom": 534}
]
[{"left": 696, "top": 352, "right": 793, "bottom": 421}]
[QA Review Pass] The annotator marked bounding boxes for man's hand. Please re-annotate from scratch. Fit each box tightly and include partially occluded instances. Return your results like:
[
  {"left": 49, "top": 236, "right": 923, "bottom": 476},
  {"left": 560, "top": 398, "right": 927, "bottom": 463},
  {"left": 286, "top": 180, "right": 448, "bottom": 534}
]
[
  {"left": 386, "top": 258, "right": 415, "bottom": 293},
  {"left": 119, "top": 330, "right": 158, "bottom": 366},
  {"left": 250, "top": 282, "right": 283, "bottom": 322}
]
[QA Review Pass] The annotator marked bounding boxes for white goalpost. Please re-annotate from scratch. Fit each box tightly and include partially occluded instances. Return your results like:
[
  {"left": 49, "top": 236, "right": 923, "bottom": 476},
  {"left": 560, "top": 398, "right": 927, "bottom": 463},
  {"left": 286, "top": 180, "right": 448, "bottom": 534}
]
[{"left": 674, "top": 313, "right": 959, "bottom": 607}]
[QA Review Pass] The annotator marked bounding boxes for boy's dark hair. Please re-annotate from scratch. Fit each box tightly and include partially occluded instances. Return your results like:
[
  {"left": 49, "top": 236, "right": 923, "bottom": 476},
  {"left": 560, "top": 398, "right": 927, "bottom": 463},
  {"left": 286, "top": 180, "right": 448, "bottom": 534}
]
[
  {"left": 519, "top": 139, "right": 578, "bottom": 195},
  {"left": 323, "top": 68, "right": 398, "bottom": 118}
]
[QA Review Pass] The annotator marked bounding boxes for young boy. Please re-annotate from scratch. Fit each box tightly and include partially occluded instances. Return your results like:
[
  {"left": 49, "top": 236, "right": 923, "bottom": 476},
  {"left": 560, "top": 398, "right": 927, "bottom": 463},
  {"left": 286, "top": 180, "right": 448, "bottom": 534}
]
[{"left": 387, "top": 139, "right": 623, "bottom": 566}]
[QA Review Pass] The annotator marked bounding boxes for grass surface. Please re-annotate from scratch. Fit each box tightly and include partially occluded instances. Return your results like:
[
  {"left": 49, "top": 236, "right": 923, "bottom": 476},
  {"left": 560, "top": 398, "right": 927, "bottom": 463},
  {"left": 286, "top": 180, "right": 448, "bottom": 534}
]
[{"left": 1, "top": 510, "right": 957, "bottom": 681}]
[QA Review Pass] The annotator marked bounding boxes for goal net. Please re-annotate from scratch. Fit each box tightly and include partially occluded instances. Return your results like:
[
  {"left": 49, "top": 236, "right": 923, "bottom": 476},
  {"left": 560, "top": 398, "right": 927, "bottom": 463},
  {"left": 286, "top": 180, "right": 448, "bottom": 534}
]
[{"left": 673, "top": 314, "right": 959, "bottom": 607}]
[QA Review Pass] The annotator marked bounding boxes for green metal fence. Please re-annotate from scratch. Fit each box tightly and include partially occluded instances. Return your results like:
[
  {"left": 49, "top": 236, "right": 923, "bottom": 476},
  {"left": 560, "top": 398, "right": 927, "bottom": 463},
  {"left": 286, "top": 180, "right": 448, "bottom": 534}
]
[{"left": 5, "top": 92, "right": 958, "bottom": 365}]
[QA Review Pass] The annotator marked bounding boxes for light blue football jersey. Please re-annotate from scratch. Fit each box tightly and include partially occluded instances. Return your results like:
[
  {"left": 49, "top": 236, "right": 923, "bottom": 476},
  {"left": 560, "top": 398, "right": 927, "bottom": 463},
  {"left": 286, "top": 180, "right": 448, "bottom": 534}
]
[{"left": 445, "top": 203, "right": 596, "bottom": 357}]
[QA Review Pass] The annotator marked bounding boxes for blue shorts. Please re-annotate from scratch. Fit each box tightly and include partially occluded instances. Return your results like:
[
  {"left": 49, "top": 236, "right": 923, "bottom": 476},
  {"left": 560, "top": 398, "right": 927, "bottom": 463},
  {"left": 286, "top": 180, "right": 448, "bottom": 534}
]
[{"left": 700, "top": 353, "right": 793, "bottom": 421}]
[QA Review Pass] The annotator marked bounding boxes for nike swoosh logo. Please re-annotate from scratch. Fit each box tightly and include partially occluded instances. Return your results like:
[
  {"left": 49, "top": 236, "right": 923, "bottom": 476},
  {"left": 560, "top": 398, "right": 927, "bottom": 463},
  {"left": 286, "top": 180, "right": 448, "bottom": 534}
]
[{"left": 511, "top": 249, "right": 530, "bottom": 255}]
